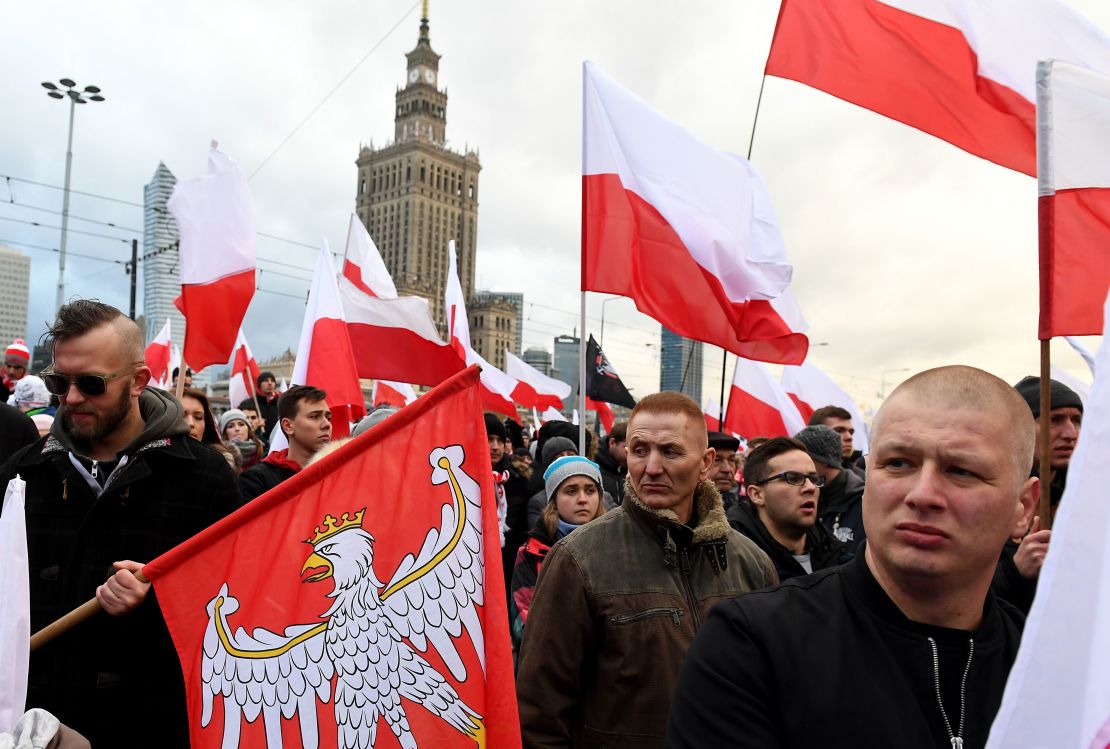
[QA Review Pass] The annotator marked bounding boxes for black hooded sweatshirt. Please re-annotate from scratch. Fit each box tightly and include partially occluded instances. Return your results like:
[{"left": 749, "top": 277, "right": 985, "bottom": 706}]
[{"left": 726, "top": 501, "right": 848, "bottom": 582}]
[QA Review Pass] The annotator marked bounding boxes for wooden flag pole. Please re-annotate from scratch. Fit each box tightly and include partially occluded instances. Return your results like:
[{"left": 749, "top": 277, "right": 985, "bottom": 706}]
[
  {"left": 1038, "top": 339, "right": 1054, "bottom": 529},
  {"left": 30, "top": 571, "right": 149, "bottom": 652},
  {"left": 719, "top": 350, "right": 728, "bottom": 427},
  {"left": 174, "top": 352, "right": 187, "bottom": 401},
  {"left": 244, "top": 367, "right": 263, "bottom": 421}
]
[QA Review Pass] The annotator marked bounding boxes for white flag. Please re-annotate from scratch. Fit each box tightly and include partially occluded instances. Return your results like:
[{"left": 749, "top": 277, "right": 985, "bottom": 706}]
[{"left": 0, "top": 475, "right": 29, "bottom": 732}]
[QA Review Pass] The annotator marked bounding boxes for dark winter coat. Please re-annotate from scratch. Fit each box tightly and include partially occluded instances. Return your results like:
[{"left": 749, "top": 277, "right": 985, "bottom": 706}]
[
  {"left": 509, "top": 521, "right": 556, "bottom": 655},
  {"left": 818, "top": 467, "right": 867, "bottom": 555},
  {"left": 594, "top": 445, "right": 626, "bottom": 505},
  {"left": 238, "top": 449, "right": 300, "bottom": 501},
  {"left": 668, "top": 553, "right": 1026, "bottom": 749},
  {"left": 0, "top": 388, "right": 241, "bottom": 748},
  {"left": 254, "top": 391, "right": 280, "bottom": 442},
  {"left": 0, "top": 401, "right": 39, "bottom": 464},
  {"left": 516, "top": 479, "right": 777, "bottom": 748},
  {"left": 727, "top": 501, "right": 849, "bottom": 582}
]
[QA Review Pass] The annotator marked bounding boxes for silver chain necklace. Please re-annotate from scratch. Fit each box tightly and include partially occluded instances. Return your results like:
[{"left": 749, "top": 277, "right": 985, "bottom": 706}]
[{"left": 927, "top": 636, "right": 975, "bottom": 749}]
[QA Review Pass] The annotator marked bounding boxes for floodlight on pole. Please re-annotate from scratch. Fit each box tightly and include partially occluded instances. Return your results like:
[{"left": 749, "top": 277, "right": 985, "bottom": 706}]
[{"left": 41, "top": 78, "right": 106, "bottom": 310}]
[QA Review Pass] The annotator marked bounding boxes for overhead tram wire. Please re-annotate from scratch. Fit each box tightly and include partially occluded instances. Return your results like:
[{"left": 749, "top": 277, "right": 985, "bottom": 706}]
[
  {"left": 1, "top": 174, "right": 143, "bottom": 208},
  {"left": 3, "top": 197, "right": 142, "bottom": 234},
  {"left": 0, "top": 237, "right": 125, "bottom": 265},
  {"left": 0, "top": 215, "right": 132, "bottom": 244}
]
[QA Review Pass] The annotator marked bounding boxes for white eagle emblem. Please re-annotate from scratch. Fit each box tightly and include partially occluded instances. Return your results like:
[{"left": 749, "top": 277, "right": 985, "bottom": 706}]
[{"left": 201, "top": 445, "right": 486, "bottom": 749}]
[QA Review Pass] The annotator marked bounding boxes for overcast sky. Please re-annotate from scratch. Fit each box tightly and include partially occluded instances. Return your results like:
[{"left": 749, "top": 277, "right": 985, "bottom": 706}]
[{"left": 2, "top": 0, "right": 1106, "bottom": 411}]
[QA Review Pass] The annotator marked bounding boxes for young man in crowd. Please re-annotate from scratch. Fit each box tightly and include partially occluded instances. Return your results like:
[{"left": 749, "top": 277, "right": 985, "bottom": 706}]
[
  {"left": 0, "top": 300, "right": 241, "bottom": 747},
  {"left": 170, "top": 366, "right": 192, "bottom": 390},
  {"left": 238, "top": 385, "right": 330, "bottom": 501},
  {"left": 253, "top": 370, "right": 281, "bottom": 441},
  {"left": 237, "top": 400, "right": 269, "bottom": 448},
  {"left": 668, "top": 366, "right": 1039, "bottom": 748},
  {"left": 795, "top": 424, "right": 867, "bottom": 555},
  {"left": 728, "top": 436, "right": 847, "bottom": 582},
  {"left": 517, "top": 391, "right": 776, "bottom": 748},
  {"left": 2, "top": 336, "right": 31, "bottom": 402},
  {"left": 808, "top": 405, "right": 865, "bottom": 478},
  {"left": 486, "top": 413, "right": 531, "bottom": 590},
  {"left": 595, "top": 420, "right": 628, "bottom": 504}
]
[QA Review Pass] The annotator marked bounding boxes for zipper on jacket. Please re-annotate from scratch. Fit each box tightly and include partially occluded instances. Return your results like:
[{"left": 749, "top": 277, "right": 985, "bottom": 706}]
[
  {"left": 927, "top": 636, "right": 974, "bottom": 749},
  {"left": 678, "top": 548, "right": 701, "bottom": 629},
  {"left": 610, "top": 607, "right": 683, "bottom": 626}
]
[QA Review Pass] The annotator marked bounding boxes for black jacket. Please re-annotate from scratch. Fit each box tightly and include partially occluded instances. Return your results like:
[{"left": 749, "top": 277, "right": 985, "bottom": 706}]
[
  {"left": 726, "top": 501, "right": 848, "bottom": 582},
  {"left": 0, "top": 388, "right": 241, "bottom": 748},
  {"left": 255, "top": 391, "right": 280, "bottom": 442},
  {"left": 0, "top": 401, "right": 39, "bottom": 464},
  {"left": 594, "top": 446, "right": 626, "bottom": 505},
  {"left": 818, "top": 468, "right": 866, "bottom": 556},
  {"left": 494, "top": 454, "right": 532, "bottom": 591},
  {"left": 667, "top": 553, "right": 1025, "bottom": 749},
  {"left": 238, "top": 456, "right": 298, "bottom": 502}
]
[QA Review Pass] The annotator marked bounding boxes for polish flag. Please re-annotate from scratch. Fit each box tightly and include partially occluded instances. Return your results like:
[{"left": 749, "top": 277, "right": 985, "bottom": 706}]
[
  {"left": 765, "top": 0, "right": 1110, "bottom": 177},
  {"left": 445, "top": 242, "right": 521, "bottom": 423},
  {"left": 341, "top": 213, "right": 397, "bottom": 299},
  {"left": 586, "top": 397, "right": 615, "bottom": 434},
  {"left": 724, "top": 358, "right": 806, "bottom": 440},
  {"left": 168, "top": 145, "right": 256, "bottom": 369},
  {"left": 540, "top": 407, "right": 567, "bottom": 424},
  {"left": 286, "top": 241, "right": 366, "bottom": 441},
  {"left": 781, "top": 362, "right": 870, "bottom": 455},
  {"left": 583, "top": 61, "right": 808, "bottom": 365},
  {"left": 144, "top": 317, "right": 173, "bottom": 387},
  {"left": 505, "top": 350, "right": 571, "bottom": 412},
  {"left": 227, "top": 329, "right": 261, "bottom": 411},
  {"left": 1037, "top": 60, "right": 1110, "bottom": 338},
  {"left": 277, "top": 377, "right": 288, "bottom": 394},
  {"left": 372, "top": 379, "right": 417, "bottom": 409}
]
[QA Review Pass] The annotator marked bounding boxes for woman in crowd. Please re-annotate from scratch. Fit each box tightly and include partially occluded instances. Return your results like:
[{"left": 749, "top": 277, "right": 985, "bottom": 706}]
[
  {"left": 219, "top": 408, "right": 265, "bottom": 472},
  {"left": 509, "top": 455, "right": 607, "bottom": 658},
  {"left": 10, "top": 375, "right": 56, "bottom": 436},
  {"left": 180, "top": 388, "right": 240, "bottom": 472}
]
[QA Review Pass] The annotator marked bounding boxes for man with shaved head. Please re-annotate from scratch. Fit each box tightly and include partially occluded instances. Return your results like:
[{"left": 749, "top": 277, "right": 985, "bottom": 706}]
[
  {"left": 517, "top": 391, "right": 776, "bottom": 747},
  {"left": 669, "top": 366, "right": 1039, "bottom": 749},
  {"left": 0, "top": 300, "right": 241, "bottom": 747}
]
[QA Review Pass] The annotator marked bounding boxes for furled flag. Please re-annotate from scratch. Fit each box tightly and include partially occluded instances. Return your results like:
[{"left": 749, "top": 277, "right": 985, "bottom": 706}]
[
  {"left": 504, "top": 351, "right": 571, "bottom": 412},
  {"left": 143, "top": 365, "right": 521, "bottom": 749},
  {"left": 781, "top": 362, "right": 870, "bottom": 455},
  {"left": 540, "top": 407, "right": 567, "bottom": 423},
  {"left": 228, "top": 329, "right": 261, "bottom": 411},
  {"left": 278, "top": 377, "right": 288, "bottom": 394},
  {"left": 339, "top": 218, "right": 465, "bottom": 387},
  {"left": 144, "top": 317, "right": 173, "bottom": 388},
  {"left": 582, "top": 61, "right": 809, "bottom": 365},
  {"left": 372, "top": 379, "right": 417, "bottom": 409},
  {"left": 0, "top": 476, "right": 28, "bottom": 734},
  {"left": 168, "top": 145, "right": 256, "bottom": 369},
  {"left": 985, "top": 291, "right": 1110, "bottom": 749},
  {"left": 724, "top": 358, "right": 806, "bottom": 440},
  {"left": 1067, "top": 336, "right": 1098, "bottom": 377},
  {"left": 585, "top": 397, "right": 615, "bottom": 434},
  {"left": 585, "top": 336, "right": 636, "bottom": 409},
  {"left": 1037, "top": 60, "right": 1110, "bottom": 338},
  {"left": 445, "top": 242, "right": 521, "bottom": 423},
  {"left": 288, "top": 242, "right": 366, "bottom": 439},
  {"left": 765, "top": 0, "right": 1110, "bottom": 177}
]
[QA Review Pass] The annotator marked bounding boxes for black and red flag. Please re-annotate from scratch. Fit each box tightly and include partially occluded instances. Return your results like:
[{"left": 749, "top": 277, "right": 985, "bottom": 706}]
[{"left": 585, "top": 335, "right": 636, "bottom": 409}]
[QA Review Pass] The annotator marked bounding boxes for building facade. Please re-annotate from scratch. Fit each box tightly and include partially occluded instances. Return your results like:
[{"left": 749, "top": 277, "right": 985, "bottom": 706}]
[
  {"left": 660, "top": 327, "right": 703, "bottom": 404},
  {"left": 354, "top": 10, "right": 480, "bottom": 335},
  {"left": 0, "top": 246, "right": 30, "bottom": 346},
  {"left": 553, "top": 334, "right": 579, "bottom": 409},
  {"left": 522, "top": 347, "right": 553, "bottom": 377},
  {"left": 473, "top": 290, "right": 522, "bottom": 356},
  {"left": 469, "top": 296, "right": 517, "bottom": 371},
  {"left": 142, "top": 163, "right": 184, "bottom": 350}
]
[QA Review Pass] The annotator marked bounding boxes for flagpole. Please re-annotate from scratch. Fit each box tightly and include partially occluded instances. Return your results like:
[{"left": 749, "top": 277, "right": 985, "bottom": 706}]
[
  {"left": 579, "top": 63, "right": 588, "bottom": 457},
  {"left": 1034, "top": 62, "right": 1054, "bottom": 530},
  {"left": 174, "top": 352, "right": 187, "bottom": 401},
  {"left": 578, "top": 292, "right": 587, "bottom": 456},
  {"left": 719, "top": 350, "right": 727, "bottom": 426},
  {"left": 31, "top": 571, "right": 149, "bottom": 652},
  {"left": 245, "top": 368, "right": 263, "bottom": 423},
  {"left": 1038, "top": 340, "right": 1054, "bottom": 528}
]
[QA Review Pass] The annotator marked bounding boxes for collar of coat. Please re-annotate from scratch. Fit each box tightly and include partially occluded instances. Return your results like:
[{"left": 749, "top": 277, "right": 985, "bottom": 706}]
[{"left": 623, "top": 477, "right": 732, "bottom": 545}]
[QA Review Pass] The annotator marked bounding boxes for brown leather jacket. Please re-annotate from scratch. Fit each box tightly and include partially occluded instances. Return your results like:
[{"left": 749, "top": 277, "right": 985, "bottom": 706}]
[{"left": 515, "top": 479, "right": 777, "bottom": 748}]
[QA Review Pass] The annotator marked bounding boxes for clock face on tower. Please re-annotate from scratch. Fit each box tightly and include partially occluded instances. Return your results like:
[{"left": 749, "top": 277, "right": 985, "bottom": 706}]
[
  {"left": 424, "top": 69, "right": 436, "bottom": 85},
  {"left": 409, "top": 69, "right": 420, "bottom": 84}
]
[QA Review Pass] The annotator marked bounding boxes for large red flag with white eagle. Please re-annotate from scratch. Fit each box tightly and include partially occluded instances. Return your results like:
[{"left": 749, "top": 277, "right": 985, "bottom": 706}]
[
  {"left": 144, "top": 365, "right": 520, "bottom": 749},
  {"left": 582, "top": 61, "right": 808, "bottom": 365},
  {"left": 1037, "top": 60, "right": 1110, "bottom": 338},
  {"left": 724, "top": 358, "right": 806, "bottom": 440},
  {"left": 168, "top": 146, "right": 256, "bottom": 369},
  {"left": 765, "top": 0, "right": 1110, "bottom": 177}
]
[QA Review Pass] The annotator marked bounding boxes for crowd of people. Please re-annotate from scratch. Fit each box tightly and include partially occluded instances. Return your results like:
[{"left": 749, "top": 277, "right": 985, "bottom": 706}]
[{"left": 0, "top": 298, "right": 1087, "bottom": 748}]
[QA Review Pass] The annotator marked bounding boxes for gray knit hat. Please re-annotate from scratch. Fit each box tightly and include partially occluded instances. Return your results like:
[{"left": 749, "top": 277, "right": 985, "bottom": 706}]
[
  {"left": 541, "top": 436, "right": 578, "bottom": 466},
  {"left": 218, "top": 409, "right": 250, "bottom": 435},
  {"left": 793, "top": 425, "right": 843, "bottom": 468},
  {"left": 543, "top": 455, "right": 602, "bottom": 502}
]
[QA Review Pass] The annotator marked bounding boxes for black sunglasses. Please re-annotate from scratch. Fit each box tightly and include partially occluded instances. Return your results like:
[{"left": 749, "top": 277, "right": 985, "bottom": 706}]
[
  {"left": 755, "top": 470, "right": 825, "bottom": 488},
  {"left": 41, "top": 364, "right": 141, "bottom": 397}
]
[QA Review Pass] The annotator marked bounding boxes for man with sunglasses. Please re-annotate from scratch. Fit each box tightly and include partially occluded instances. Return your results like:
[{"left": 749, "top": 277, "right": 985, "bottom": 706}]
[
  {"left": 727, "top": 436, "right": 847, "bottom": 583},
  {"left": 669, "top": 366, "right": 1039, "bottom": 749},
  {"left": 0, "top": 300, "right": 241, "bottom": 747}
]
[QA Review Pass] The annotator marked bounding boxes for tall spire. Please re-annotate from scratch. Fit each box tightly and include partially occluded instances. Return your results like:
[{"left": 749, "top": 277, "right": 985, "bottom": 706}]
[{"left": 420, "top": 0, "right": 429, "bottom": 41}]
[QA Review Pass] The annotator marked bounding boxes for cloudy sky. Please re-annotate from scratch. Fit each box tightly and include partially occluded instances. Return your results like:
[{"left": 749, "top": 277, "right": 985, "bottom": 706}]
[{"left": 2, "top": 0, "right": 1106, "bottom": 411}]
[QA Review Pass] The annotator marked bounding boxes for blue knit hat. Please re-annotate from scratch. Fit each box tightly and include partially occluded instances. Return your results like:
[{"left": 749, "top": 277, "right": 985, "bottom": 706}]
[{"left": 543, "top": 455, "right": 602, "bottom": 502}]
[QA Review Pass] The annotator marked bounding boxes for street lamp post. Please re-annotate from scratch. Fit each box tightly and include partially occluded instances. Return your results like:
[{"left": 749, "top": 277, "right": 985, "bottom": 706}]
[
  {"left": 879, "top": 367, "right": 911, "bottom": 400},
  {"left": 41, "top": 78, "right": 105, "bottom": 310},
  {"left": 599, "top": 296, "right": 620, "bottom": 348}
]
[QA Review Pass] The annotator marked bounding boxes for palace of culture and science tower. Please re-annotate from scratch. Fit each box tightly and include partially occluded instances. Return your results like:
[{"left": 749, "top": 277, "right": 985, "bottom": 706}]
[{"left": 353, "top": 6, "right": 521, "bottom": 371}]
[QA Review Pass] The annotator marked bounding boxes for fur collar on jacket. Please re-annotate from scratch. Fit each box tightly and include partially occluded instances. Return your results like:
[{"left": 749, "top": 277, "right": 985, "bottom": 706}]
[{"left": 623, "top": 477, "right": 732, "bottom": 544}]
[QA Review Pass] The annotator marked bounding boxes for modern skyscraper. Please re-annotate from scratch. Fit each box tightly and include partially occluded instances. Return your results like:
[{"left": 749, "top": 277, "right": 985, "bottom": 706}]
[
  {"left": 0, "top": 245, "right": 30, "bottom": 346},
  {"left": 354, "top": 7, "right": 480, "bottom": 335},
  {"left": 523, "top": 347, "right": 553, "bottom": 377},
  {"left": 553, "top": 334, "right": 580, "bottom": 409},
  {"left": 660, "top": 327, "right": 703, "bottom": 404},
  {"left": 142, "top": 162, "right": 183, "bottom": 350}
]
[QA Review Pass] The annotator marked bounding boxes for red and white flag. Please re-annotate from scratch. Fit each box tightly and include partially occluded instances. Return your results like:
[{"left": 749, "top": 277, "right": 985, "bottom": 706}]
[
  {"left": 583, "top": 61, "right": 808, "bottom": 365},
  {"left": 168, "top": 146, "right": 256, "bottom": 369},
  {"left": 1037, "top": 60, "right": 1110, "bottom": 337},
  {"left": 144, "top": 365, "right": 521, "bottom": 749},
  {"left": 372, "top": 379, "right": 417, "bottom": 409},
  {"left": 766, "top": 0, "right": 1110, "bottom": 177},
  {"left": 505, "top": 351, "right": 570, "bottom": 412},
  {"left": 227, "top": 329, "right": 261, "bottom": 411},
  {"left": 341, "top": 213, "right": 397, "bottom": 299},
  {"left": 724, "top": 358, "right": 806, "bottom": 440},
  {"left": 540, "top": 407, "right": 567, "bottom": 424},
  {"left": 781, "top": 362, "right": 870, "bottom": 455},
  {"left": 144, "top": 317, "right": 173, "bottom": 388},
  {"left": 585, "top": 397, "right": 615, "bottom": 434},
  {"left": 986, "top": 291, "right": 1110, "bottom": 749}
]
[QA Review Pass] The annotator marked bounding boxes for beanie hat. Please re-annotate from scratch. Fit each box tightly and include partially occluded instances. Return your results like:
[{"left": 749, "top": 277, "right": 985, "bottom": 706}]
[
  {"left": 543, "top": 455, "right": 602, "bottom": 502},
  {"left": 541, "top": 436, "right": 578, "bottom": 466},
  {"left": 707, "top": 431, "right": 741, "bottom": 452},
  {"left": 484, "top": 413, "right": 508, "bottom": 441},
  {"left": 1014, "top": 376, "right": 1083, "bottom": 418},
  {"left": 5, "top": 338, "right": 30, "bottom": 367},
  {"left": 257, "top": 371, "right": 276, "bottom": 389},
  {"left": 11, "top": 375, "right": 50, "bottom": 408},
  {"left": 353, "top": 406, "right": 398, "bottom": 437},
  {"left": 218, "top": 409, "right": 250, "bottom": 435},
  {"left": 794, "top": 425, "right": 843, "bottom": 468}
]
